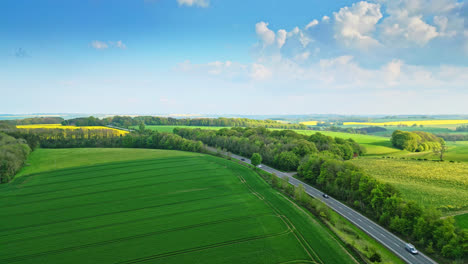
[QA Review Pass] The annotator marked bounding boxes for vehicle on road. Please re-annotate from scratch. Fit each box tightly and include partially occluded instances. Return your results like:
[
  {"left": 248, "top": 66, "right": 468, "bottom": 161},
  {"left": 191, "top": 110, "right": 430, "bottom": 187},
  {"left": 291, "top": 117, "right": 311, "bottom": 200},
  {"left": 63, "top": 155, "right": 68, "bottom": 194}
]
[
  {"left": 322, "top": 193, "right": 329, "bottom": 198},
  {"left": 405, "top": 243, "right": 418, "bottom": 255},
  {"left": 257, "top": 165, "right": 262, "bottom": 168},
  {"left": 241, "top": 158, "right": 245, "bottom": 161}
]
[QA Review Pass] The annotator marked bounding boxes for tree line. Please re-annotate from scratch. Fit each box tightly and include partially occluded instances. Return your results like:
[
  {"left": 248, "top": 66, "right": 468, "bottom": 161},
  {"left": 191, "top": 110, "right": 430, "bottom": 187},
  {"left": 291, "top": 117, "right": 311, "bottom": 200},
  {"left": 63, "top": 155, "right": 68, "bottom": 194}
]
[
  {"left": 62, "top": 116, "right": 307, "bottom": 129},
  {"left": 175, "top": 127, "right": 365, "bottom": 171},
  {"left": 0, "top": 132, "right": 32, "bottom": 183},
  {"left": 391, "top": 130, "right": 442, "bottom": 152},
  {"left": 3, "top": 117, "right": 64, "bottom": 125},
  {"left": 297, "top": 156, "right": 466, "bottom": 260},
  {"left": 436, "top": 133, "right": 468, "bottom": 141},
  {"left": 7, "top": 128, "right": 204, "bottom": 153}
]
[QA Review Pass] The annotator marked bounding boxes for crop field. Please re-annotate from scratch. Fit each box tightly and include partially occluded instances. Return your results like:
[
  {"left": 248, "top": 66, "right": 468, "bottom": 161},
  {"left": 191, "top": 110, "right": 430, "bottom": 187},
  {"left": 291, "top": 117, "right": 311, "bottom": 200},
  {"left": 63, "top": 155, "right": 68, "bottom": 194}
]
[
  {"left": 0, "top": 148, "right": 357, "bottom": 264},
  {"left": 351, "top": 158, "right": 468, "bottom": 214},
  {"left": 342, "top": 120, "right": 468, "bottom": 127},
  {"left": 16, "top": 124, "right": 129, "bottom": 136},
  {"left": 300, "top": 121, "right": 318, "bottom": 126},
  {"left": 394, "top": 141, "right": 468, "bottom": 162}
]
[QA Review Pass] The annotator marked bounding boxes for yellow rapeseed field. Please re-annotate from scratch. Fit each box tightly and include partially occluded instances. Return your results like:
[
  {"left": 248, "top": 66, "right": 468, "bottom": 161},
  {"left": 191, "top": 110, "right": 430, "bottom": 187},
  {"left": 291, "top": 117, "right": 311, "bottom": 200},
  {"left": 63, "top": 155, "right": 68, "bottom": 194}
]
[
  {"left": 16, "top": 124, "right": 129, "bottom": 136},
  {"left": 300, "top": 121, "right": 318, "bottom": 126},
  {"left": 343, "top": 120, "right": 468, "bottom": 126}
]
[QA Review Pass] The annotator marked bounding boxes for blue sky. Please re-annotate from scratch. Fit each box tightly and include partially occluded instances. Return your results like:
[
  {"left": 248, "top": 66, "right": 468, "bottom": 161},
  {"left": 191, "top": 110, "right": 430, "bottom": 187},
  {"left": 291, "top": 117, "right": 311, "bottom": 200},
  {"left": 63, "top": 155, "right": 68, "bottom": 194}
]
[{"left": 1, "top": 0, "right": 467, "bottom": 115}]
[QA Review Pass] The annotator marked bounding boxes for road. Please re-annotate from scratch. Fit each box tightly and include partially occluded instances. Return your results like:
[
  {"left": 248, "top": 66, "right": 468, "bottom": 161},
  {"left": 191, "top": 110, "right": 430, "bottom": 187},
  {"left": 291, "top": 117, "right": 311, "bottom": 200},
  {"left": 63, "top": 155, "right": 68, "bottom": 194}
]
[{"left": 208, "top": 147, "right": 438, "bottom": 264}]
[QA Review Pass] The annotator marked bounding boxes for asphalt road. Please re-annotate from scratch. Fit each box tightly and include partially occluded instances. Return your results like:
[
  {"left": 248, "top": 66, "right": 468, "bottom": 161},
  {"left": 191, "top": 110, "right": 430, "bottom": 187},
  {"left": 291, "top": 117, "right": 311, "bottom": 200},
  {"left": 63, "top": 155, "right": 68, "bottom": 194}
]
[{"left": 209, "top": 147, "right": 438, "bottom": 264}]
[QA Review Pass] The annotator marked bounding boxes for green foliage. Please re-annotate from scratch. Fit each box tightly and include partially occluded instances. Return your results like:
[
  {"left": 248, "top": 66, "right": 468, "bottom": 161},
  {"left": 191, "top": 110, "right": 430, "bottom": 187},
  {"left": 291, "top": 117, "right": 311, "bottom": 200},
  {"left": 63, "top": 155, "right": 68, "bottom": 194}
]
[
  {"left": 16, "top": 129, "right": 204, "bottom": 154},
  {"left": 391, "top": 130, "right": 442, "bottom": 152},
  {"left": 65, "top": 116, "right": 307, "bottom": 129},
  {"left": 275, "top": 151, "right": 299, "bottom": 171},
  {"left": 250, "top": 152, "right": 262, "bottom": 167},
  {"left": 176, "top": 128, "right": 362, "bottom": 171},
  {"left": 0, "top": 132, "right": 31, "bottom": 183}
]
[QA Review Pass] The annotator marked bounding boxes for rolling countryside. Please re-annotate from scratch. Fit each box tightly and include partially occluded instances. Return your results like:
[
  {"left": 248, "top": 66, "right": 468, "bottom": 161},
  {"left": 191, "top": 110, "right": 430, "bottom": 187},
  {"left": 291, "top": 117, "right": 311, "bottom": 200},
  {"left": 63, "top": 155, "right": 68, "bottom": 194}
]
[{"left": 0, "top": 148, "right": 357, "bottom": 264}]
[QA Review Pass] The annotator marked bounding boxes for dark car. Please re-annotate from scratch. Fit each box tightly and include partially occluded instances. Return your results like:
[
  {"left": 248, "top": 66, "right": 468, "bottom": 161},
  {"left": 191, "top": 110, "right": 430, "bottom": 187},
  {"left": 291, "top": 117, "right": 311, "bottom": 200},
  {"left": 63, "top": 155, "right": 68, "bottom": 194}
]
[
  {"left": 241, "top": 158, "right": 245, "bottom": 161},
  {"left": 322, "top": 193, "right": 329, "bottom": 198}
]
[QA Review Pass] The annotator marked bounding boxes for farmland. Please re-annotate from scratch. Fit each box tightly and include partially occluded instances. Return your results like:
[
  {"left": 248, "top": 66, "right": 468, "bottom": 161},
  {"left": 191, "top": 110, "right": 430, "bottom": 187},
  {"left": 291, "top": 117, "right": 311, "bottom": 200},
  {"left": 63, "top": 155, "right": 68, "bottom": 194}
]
[
  {"left": 342, "top": 120, "right": 468, "bottom": 127},
  {"left": 0, "top": 148, "right": 358, "bottom": 264},
  {"left": 16, "top": 124, "right": 128, "bottom": 136},
  {"left": 350, "top": 158, "right": 468, "bottom": 213}
]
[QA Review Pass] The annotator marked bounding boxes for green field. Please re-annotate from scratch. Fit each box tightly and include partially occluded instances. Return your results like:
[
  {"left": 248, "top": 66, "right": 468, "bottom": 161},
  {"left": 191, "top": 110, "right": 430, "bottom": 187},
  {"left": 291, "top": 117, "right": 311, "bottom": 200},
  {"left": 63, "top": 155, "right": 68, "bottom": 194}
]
[
  {"left": 292, "top": 130, "right": 402, "bottom": 156},
  {"left": 351, "top": 158, "right": 468, "bottom": 213},
  {"left": 454, "top": 213, "right": 468, "bottom": 229},
  {"left": 0, "top": 148, "right": 358, "bottom": 264}
]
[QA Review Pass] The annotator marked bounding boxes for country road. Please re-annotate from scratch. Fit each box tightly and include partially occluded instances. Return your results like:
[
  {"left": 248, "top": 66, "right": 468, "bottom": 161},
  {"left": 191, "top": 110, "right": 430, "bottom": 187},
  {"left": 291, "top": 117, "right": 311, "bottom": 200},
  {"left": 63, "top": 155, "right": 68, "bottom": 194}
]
[{"left": 207, "top": 146, "right": 438, "bottom": 264}]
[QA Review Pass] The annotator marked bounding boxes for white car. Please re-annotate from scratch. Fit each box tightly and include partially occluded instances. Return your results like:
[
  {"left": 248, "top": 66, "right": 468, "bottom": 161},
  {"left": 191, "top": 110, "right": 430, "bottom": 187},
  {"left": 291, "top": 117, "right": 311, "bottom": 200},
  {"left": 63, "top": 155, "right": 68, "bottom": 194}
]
[
  {"left": 257, "top": 165, "right": 262, "bottom": 168},
  {"left": 405, "top": 243, "right": 418, "bottom": 255}
]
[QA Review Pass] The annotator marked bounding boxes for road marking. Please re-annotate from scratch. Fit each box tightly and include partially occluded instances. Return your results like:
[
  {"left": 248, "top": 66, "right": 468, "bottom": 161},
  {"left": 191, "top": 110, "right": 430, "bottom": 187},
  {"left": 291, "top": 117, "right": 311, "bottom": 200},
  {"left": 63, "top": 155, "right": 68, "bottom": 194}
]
[
  {"left": 380, "top": 233, "right": 385, "bottom": 237},
  {"left": 357, "top": 218, "right": 362, "bottom": 222}
]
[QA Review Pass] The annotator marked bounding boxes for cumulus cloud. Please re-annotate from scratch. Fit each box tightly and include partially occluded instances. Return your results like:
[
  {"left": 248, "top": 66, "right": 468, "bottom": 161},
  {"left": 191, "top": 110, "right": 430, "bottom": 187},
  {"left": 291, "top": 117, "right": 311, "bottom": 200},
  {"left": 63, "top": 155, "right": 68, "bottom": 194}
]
[
  {"left": 333, "top": 1, "right": 383, "bottom": 49},
  {"left": 322, "top": 16, "right": 330, "bottom": 22},
  {"left": 255, "top": 22, "right": 276, "bottom": 47},
  {"left": 305, "top": 19, "right": 319, "bottom": 30},
  {"left": 177, "top": 0, "right": 209, "bottom": 7},
  {"left": 380, "top": 13, "right": 439, "bottom": 46},
  {"left": 376, "top": 0, "right": 465, "bottom": 46},
  {"left": 276, "top": 29, "right": 287, "bottom": 48}
]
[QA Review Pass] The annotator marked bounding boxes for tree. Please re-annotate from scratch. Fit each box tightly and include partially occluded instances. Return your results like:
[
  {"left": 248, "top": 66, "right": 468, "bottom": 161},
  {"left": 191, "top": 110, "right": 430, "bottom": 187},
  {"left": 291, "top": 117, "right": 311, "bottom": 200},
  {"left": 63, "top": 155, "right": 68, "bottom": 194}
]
[
  {"left": 433, "top": 139, "right": 448, "bottom": 161},
  {"left": 139, "top": 122, "right": 146, "bottom": 132},
  {"left": 251, "top": 153, "right": 262, "bottom": 167}
]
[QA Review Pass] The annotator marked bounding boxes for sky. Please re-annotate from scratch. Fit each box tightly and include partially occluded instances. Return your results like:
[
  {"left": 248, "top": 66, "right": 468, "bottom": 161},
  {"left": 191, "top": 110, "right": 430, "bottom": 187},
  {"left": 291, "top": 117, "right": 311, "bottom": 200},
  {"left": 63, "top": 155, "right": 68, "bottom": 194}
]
[{"left": 1, "top": 0, "right": 467, "bottom": 115}]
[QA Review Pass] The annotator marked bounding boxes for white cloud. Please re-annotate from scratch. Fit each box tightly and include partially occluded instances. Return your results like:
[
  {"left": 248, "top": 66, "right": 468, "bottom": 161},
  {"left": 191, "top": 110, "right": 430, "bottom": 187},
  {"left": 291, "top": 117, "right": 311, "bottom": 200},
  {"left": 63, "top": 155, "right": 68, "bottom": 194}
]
[
  {"left": 285, "top": 26, "right": 312, "bottom": 48},
  {"left": 91, "top": 41, "right": 108, "bottom": 50},
  {"left": 381, "top": 14, "right": 439, "bottom": 46},
  {"left": 276, "top": 29, "right": 287, "bottom": 48},
  {"left": 305, "top": 19, "right": 319, "bottom": 30},
  {"left": 91, "top": 40, "right": 127, "bottom": 50},
  {"left": 333, "top": 1, "right": 383, "bottom": 49},
  {"left": 177, "top": 0, "right": 209, "bottom": 7},
  {"left": 322, "top": 16, "right": 330, "bottom": 22},
  {"left": 250, "top": 63, "right": 272, "bottom": 80},
  {"left": 255, "top": 22, "right": 276, "bottom": 47}
]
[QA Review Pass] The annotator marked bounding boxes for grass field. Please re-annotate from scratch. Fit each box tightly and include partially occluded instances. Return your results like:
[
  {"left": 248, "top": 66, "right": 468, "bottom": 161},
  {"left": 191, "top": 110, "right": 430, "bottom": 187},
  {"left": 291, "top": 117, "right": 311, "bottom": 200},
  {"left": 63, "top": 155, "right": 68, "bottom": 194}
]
[
  {"left": 288, "top": 130, "right": 401, "bottom": 156},
  {"left": 454, "top": 214, "right": 468, "bottom": 229},
  {"left": 0, "top": 148, "right": 358, "bottom": 264},
  {"left": 16, "top": 124, "right": 128, "bottom": 135},
  {"left": 351, "top": 158, "right": 468, "bottom": 213}
]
